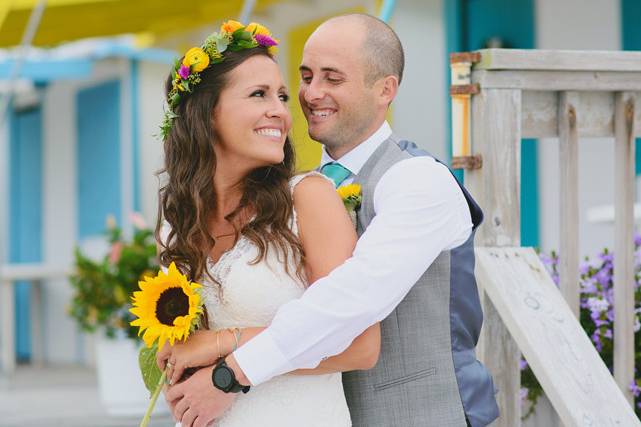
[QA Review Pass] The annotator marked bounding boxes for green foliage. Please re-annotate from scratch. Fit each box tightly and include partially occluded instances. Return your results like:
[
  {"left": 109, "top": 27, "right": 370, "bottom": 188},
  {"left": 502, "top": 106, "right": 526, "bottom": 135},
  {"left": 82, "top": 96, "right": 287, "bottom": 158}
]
[
  {"left": 139, "top": 343, "right": 163, "bottom": 394},
  {"left": 68, "top": 221, "right": 158, "bottom": 342}
]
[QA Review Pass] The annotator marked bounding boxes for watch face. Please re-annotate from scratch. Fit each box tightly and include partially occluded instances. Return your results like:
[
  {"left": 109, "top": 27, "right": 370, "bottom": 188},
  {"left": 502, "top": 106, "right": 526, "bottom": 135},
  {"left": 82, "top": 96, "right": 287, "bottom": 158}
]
[{"left": 214, "top": 367, "right": 233, "bottom": 389}]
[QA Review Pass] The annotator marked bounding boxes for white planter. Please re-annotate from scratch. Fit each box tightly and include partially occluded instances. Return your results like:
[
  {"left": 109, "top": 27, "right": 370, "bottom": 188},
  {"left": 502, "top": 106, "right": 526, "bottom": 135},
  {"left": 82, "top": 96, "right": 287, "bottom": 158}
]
[{"left": 95, "top": 333, "right": 170, "bottom": 416}]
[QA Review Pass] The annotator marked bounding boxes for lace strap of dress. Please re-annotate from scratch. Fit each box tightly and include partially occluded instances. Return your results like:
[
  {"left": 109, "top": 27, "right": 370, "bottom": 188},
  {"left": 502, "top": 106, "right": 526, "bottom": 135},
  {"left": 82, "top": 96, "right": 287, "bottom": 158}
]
[
  {"left": 289, "top": 171, "right": 333, "bottom": 193},
  {"left": 288, "top": 171, "right": 335, "bottom": 235}
]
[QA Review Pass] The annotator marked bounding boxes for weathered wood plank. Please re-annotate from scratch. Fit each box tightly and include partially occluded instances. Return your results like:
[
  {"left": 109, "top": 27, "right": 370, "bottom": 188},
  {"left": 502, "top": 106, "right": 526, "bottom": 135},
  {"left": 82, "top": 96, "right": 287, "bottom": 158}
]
[
  {"left": 466, "top": 88, "right": 521, "bottom": 426},
  {"left": 0, "top": 279, "right": 15, "bottom": 375},
  {"left": 558, "top": 92, "right": 580, "bottom": 318},
  {"left": 614, "top": 92, "right": 636, "bottom": 405},
  {"left": 476, "top": 247, "right": 641, "bottom": 427},
  {"left": 473, "top": 70, "right": 641, "bottom": 92},
  {"left": 522, "top": 92, "right": 641, "bottom": 138},
  {"left": 475, "top": 49, "right": 641, "bottom": 72}
]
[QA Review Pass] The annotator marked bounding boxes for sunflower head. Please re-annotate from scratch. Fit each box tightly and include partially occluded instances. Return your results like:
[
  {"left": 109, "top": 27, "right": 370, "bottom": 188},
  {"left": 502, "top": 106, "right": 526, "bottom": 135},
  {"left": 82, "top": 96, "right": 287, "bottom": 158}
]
[{"left": 129, "top": 262, "right": 204, "bottom": 348}]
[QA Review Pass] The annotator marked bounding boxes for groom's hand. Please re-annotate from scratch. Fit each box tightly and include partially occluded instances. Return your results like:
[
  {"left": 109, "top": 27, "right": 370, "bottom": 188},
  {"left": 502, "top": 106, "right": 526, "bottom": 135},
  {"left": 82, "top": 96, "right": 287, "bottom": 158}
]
[{"left": 165, "top": 365, "right": 237, "bottom": 427}]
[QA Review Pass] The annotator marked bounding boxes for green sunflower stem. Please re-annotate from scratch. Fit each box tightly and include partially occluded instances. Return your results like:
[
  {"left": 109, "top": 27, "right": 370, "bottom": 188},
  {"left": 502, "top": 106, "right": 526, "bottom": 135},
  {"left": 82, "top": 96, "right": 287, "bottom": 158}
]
[{"left": 140, "top": 369, "right": 167, "bottom": 427}]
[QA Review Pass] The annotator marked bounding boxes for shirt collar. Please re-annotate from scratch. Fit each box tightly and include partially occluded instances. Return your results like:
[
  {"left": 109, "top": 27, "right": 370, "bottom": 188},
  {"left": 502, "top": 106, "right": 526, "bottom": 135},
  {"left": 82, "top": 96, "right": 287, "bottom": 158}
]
[{"left": 319, "top": 121, "right": 392, "bottom": 175}]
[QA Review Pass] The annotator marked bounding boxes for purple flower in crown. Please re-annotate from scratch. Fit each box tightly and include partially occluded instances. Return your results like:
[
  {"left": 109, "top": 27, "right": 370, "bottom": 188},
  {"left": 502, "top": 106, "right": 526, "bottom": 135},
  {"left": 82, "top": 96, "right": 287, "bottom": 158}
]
[
  {"left": 255, "top": 33, "right": 278, "bottom": 47},
  {"left": 178, "top": 64, "right": 191, "bottom": 80}
]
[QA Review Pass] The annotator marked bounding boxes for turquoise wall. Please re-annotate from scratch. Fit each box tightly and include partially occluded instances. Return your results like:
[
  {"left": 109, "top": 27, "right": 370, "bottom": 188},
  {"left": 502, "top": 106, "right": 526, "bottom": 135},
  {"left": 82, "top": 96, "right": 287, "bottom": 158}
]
[{"left": 445, "top": 0, "right": 539, "bottom": 247}]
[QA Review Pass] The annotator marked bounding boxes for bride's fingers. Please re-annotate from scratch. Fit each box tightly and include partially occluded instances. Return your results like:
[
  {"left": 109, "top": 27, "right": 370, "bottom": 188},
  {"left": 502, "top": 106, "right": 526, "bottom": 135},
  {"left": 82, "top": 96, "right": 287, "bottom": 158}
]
[
  {"left": 168, "top": 361, "right": 181, "bottom": 384},
  {"left": 171, "top": 362, "right": 185, "bottom": 385},
  {"left": 157, "top": 343, "right": 170, "bottom": 369}
]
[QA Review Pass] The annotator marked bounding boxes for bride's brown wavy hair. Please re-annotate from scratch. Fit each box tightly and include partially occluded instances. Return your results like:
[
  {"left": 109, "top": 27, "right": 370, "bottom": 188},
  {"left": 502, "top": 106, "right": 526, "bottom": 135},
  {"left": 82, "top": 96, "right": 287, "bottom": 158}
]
[{"left": 155, "top": 46, "right": 305, "bottom": 285}]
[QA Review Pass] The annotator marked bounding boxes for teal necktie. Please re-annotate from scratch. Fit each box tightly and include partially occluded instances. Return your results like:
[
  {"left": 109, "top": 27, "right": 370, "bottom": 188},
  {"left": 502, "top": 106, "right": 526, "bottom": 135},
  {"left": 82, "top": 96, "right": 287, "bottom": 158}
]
[{"left": 321, "top": 162, "right": 351, "bottom": 188}]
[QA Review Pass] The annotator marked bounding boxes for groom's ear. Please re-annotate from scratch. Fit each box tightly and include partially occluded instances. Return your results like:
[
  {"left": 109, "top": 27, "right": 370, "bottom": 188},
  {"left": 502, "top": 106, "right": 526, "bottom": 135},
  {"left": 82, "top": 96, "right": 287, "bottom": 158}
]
[{"left": 377, "top": 75, "right": 399, "bottom": 107}]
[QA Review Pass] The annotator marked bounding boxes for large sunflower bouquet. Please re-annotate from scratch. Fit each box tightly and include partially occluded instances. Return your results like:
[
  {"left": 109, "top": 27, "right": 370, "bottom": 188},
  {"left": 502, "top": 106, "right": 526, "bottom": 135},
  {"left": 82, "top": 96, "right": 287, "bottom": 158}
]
[{"left": 129, "top": 262, "right": 204, "bottom": 427}]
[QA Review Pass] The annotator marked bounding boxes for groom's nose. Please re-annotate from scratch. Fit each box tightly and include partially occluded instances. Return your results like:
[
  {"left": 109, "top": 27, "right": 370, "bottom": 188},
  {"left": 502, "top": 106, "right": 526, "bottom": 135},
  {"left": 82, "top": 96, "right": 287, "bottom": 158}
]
[{"left": 301, "top": 78, "right": 325, "bottom": 104}]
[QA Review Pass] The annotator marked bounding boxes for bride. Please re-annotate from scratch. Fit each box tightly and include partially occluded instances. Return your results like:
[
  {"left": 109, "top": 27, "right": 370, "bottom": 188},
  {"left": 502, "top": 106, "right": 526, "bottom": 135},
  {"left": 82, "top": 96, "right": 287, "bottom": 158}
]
[{"left": 154, "top": 21, "right": 379, "bottom": 427}]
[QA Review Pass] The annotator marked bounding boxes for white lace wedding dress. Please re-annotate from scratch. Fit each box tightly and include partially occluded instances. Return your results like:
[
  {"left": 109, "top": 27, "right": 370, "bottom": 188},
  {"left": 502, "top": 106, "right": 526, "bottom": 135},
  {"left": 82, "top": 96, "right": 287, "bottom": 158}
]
[{"left": 163, "top": 172, "right": 352, "bottom": 427}]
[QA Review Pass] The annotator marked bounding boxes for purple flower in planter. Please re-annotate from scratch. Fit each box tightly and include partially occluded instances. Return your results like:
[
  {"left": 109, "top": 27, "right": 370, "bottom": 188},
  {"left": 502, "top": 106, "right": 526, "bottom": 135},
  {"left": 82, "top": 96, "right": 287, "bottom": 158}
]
[
  {"left": 520, "top": 387, "right": 529, "bottom": 403},
  {"left": 579, "top": 262, "right": 591, "bottom": 276},
  {"left": 591, "top": 331, "right": 603, "bottom": 352},
  {"left": 581, "top": 278, "right": 598, "bottom": 294},
  {"left": 599, "top": 251, "right": 614, "bottom": 263},
  {"left": 595, "top": 269, "right": 611, "bottom": 287},
  {"left": 587, "top": 297, "right": 609, "bottom": 314},
  {"left": 519, "top": 358, "right": 528, "bottom": 371},
  {"left": 634, "top": 232, "right": 641, "bottom": 247}
]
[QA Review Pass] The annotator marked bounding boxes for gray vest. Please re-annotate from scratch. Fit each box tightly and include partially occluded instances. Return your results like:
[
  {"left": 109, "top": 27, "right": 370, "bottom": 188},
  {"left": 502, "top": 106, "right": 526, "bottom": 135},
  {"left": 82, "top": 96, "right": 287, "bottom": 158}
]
[{"left": 342, "top": 136, "right": 499, "bottom": 427}]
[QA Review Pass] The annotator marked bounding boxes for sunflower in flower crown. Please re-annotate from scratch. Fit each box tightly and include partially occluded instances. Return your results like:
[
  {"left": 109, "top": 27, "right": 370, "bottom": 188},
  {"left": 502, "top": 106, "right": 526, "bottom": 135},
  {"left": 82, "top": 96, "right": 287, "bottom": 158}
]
[{"left": 130, "top": 262, "right": 203, "bottom": 349}]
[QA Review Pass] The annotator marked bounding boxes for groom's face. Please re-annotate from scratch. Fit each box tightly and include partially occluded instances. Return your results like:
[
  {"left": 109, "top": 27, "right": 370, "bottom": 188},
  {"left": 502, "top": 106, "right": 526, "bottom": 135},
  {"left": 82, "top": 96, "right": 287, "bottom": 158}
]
[{"left": 298, "top": 21, "right": 379, "bottom": 153}]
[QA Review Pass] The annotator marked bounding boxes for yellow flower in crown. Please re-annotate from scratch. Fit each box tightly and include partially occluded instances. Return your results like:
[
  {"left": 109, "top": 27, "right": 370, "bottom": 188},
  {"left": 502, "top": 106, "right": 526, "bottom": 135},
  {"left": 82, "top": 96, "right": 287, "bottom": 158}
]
[
  {"left": 221, "top": 19, "right": 244, "bottom": 34},
  {"left": 129, "top": 262, "right": 204, "bottom": 348},
  {"left": 182, "top": 47, "right": 210, "bottom": 73},
  {"left": 246, "top": 22, "right": 271, "bottom": 36}
]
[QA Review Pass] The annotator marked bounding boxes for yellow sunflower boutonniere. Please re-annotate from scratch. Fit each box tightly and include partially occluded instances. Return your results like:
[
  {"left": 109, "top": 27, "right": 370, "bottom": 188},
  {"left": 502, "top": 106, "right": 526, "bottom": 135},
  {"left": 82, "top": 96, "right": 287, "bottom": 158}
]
[
  {"left": 129, "top": 262, "right": 204, "bottom": 427},
  {"left": 337, "top": 183, "right": 362, "bottom": 228}
]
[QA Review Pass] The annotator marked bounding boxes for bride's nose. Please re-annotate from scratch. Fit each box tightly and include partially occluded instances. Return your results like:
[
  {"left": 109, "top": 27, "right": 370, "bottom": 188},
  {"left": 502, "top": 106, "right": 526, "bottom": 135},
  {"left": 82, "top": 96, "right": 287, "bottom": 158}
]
[{"left": 266, "top": 97, "right": 289, "bottom": 119}]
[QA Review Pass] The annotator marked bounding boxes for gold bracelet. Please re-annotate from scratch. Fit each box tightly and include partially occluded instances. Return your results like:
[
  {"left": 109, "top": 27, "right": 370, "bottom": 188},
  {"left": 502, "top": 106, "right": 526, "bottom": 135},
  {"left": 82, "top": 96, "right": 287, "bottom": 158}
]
[{"left": 228, "top": 327, "right": 241, "bottom": 352}]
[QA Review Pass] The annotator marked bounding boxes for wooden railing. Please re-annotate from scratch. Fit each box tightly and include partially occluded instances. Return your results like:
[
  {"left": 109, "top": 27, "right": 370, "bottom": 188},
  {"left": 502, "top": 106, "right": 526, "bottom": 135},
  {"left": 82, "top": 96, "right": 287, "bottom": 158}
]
[
  {"left": 0, "top": 264, "right": 70, "bottom": 375},
  {"left": 451, "top": 49, "right": 641, "bottom": 425}
]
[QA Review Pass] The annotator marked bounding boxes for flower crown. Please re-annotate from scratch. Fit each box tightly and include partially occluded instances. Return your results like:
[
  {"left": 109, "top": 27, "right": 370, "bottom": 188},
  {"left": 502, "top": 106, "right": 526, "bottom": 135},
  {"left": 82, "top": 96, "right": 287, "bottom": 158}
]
[{"left": 160, "top": 20, "right": 280, "bottom": 140}]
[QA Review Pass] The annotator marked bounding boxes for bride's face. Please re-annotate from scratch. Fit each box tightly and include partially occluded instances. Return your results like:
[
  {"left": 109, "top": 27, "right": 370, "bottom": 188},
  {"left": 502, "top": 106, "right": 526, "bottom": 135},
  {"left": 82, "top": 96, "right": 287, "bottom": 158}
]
[{"left": 213, "top": 55, "right": 292, "bottom": 170}]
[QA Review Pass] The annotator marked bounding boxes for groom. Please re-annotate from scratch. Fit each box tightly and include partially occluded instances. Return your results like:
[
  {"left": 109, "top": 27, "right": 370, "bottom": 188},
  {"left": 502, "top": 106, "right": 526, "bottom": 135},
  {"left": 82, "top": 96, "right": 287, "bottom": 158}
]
[{"left": 168, "top": 13, "right": 499, "bottom": 426}]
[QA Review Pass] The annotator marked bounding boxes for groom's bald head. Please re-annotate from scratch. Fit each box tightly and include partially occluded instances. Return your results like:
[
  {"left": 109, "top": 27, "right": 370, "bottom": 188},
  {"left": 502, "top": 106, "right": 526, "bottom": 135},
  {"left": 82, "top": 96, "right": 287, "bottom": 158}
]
[{"left": 317, "top": 14, "right": 404, "bottom": 86}]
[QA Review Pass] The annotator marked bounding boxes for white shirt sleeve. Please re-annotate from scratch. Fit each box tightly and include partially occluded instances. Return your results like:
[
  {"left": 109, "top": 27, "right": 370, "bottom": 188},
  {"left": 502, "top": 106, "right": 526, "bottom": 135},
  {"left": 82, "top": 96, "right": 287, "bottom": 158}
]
[{"left": 233, "top": 156, "right": 473, "bottom": 385}]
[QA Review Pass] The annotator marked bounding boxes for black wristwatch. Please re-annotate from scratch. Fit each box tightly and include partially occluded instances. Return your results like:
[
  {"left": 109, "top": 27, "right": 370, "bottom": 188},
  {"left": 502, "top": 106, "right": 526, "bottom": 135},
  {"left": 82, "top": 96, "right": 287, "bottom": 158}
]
[{"left": 211, "top": 359, "right": 250, "bottom": 394}]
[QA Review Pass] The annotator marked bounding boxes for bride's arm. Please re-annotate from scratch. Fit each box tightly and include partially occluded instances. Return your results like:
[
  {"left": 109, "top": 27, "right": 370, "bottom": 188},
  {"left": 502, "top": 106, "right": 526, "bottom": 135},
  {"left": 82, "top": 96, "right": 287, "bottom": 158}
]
[
  {"left": 288, "top": 175, "right": 380, "bottom": 374},
  {"left": 223, "top": 176, "right": 379, "bottom": 374}
]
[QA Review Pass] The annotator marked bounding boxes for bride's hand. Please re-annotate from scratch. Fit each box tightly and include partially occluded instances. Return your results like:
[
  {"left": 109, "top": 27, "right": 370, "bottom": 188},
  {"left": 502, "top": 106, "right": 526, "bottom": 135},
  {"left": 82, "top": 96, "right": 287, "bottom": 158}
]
[{"left": 156, "top": 329, "right": 220, "bottom": 385}]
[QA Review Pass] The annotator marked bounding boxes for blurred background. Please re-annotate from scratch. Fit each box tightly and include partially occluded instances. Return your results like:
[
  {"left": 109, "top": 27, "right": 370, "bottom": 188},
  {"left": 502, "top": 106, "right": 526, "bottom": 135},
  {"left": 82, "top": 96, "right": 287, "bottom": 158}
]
[{"left": 0, "top": 0, "right": 640, "bottom": 425}]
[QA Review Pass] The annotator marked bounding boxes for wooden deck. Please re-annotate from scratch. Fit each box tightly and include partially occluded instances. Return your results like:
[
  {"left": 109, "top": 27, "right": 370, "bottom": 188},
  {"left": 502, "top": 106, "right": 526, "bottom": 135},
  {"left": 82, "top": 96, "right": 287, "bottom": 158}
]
[{"left": 0, "top": 365, "right": 174, "bottom": 427}]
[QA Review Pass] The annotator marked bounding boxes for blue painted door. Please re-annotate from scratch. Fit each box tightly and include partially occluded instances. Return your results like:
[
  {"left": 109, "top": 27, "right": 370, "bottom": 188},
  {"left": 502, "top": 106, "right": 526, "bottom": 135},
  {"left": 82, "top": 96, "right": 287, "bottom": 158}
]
[
  {"left": 76, "top": 80, "right": 121, "bottom": 239},
  {"left": 621, "top": 0, "right": 641, "bottom": 175},
  {"left": 446, "top": 0, "right": 539, "bottom": 247},
  {"left": 9, "top": 106, "right": 43, "bottom": 361}
]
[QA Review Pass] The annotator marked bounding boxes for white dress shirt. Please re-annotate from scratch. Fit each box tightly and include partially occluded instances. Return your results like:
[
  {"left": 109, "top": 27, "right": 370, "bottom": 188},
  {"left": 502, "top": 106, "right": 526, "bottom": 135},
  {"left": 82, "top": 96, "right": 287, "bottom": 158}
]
[{"left": 233, "top": 121, "right": 473, "bottom": 385}]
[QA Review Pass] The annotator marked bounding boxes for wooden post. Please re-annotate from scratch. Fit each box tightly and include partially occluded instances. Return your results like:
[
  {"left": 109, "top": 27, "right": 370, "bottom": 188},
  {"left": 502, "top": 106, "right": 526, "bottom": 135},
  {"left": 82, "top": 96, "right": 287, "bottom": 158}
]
[
  {"left": 614, "top": 92, "right": 636, "bottom": 405},
  {"left": 467, "top": 88, "right": 522, "bottom": 426},
  {"left": 30, "top": 279, "right": 44, "bottom": 367},
  {"left": 558, "top": 91, "right": 580, "bottom": 318},
  {"left": 0, "top": 278, "right": 15, "bottom": 375}
]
